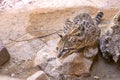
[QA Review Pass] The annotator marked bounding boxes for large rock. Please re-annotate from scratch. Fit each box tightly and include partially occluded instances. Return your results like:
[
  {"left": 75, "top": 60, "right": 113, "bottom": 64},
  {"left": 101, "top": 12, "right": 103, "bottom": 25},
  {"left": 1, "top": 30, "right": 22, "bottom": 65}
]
[
  {"left": 34, "top": 39, "right": 98, "bottom": 79},
  {"left": 0, "top": 39, "right": 10, "bottom": 66},
  {"left": 60, "top": 46, "right": 98, "bottom": 77},
  {"left": 100, "top": 25, "right": 120, "bottom": 63},
  {"left": 100, "top": 10, "right": 120, "bottom": 63},
  {"left": 34, "top": 45, "right": 62, "bottom": 80},
  {"left": 27, "top": 71, "right": 48, "bottom": 80}
]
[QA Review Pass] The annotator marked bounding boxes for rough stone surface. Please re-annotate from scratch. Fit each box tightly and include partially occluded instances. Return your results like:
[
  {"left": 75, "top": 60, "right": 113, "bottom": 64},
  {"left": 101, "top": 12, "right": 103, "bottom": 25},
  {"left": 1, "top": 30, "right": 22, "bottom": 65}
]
[
  {"left": 100, "top": 11, "right": 120, "bottom": 63},
  {"left": 27, "top": 71, "right": 48, "bottom": 80},
  {"left": 34, "top": 46, "right": 58, "bottom": 70},
  {"left": 0, "top": 39, "right": 10, "bottom": 66},
  {"left": 61, "top": 52, "right": 92, "bottom": 76},
  {"left": 60, "top": 45, "right": 98, "bottom": 76},
  {"left": 34, "top": 39, "right": 98, "bottom": 79},
  {"left": 100, "top": 25, "right": 120, "bottom": 63},
  {"left": 34, "top": 44, "right": 62, "bottom": 80}
]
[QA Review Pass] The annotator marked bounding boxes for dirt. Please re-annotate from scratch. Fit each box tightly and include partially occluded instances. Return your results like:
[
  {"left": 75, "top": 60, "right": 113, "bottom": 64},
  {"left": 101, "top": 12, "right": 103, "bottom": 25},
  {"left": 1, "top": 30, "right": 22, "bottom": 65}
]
[{"left": 0, "top": 5, "right": 120, "bottom": 80}]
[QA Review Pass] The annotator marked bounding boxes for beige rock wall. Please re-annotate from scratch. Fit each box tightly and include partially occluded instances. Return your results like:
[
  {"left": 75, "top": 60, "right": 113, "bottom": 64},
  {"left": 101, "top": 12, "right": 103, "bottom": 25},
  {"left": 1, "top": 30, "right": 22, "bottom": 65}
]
[{"left": 0, "top": 0, "right": 120, "bottom": 12}]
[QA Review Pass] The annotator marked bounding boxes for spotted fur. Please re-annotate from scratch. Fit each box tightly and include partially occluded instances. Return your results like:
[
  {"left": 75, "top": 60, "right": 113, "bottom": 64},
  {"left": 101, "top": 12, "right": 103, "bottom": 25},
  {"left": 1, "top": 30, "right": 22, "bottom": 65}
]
[{"left": 57, "top": 12, "right": 104, "bottom": 58}]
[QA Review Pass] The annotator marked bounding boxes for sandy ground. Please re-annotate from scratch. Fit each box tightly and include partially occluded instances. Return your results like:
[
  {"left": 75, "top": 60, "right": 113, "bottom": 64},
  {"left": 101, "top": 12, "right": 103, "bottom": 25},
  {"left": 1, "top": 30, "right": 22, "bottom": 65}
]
[{"left": 0, "top": 0, "right": 120, "bottom": 80}]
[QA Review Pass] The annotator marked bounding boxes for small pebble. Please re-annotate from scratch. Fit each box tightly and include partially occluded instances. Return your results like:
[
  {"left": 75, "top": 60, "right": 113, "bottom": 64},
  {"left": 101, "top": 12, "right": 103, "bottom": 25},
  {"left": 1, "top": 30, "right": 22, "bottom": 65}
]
[
  {"left": 94, "top": 76, "right": 99, "bottom": 80},
  {"left": 11, "top": 73, "right": 16, "bottom": 77}
]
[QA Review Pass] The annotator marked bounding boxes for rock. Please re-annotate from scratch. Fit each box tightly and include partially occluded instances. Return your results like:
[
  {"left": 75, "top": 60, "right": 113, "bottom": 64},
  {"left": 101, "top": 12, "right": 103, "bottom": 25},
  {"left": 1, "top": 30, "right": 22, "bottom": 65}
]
[
  {"left": 93, "top": 76, "right": 100, "bottom": 80},
  {"left": 34, "top": 44, "right": 62, "bottom": 80},
  {"left": 100, "top": 31, "right": 113, "bottom": 62},
  {"left": 44, "top": 58, "right": 62, "bottom": 79},
  {"left": 100, "top": 11, "right": 120, "bottom": 63},
  {"left": 27, "top": 71, "right": 48, "bottom": 80},
  {"left": 100, "top": 25, "right": 120, "bottom": 63},
  {"left": 34, "top": 45, "right": 58, "bottom": 70},
  {"left": 61, "top": 52, "right": 92, "bottom": 76},
  {"left": 34, "top": 40, "right": 98, "bottom": 79},
  {"left": 60, "top": 46, "right": 98, "bottom": 77},
  {"left": 0, "top": 39, "right": 10, "bottom": 66}
]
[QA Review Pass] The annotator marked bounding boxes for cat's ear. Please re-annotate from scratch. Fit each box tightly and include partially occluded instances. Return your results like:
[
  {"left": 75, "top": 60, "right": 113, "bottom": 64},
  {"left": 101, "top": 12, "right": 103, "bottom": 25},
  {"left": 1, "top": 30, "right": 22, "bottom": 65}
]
[{"left": 58, "top": 34, "right": 63, "bottom": 38}]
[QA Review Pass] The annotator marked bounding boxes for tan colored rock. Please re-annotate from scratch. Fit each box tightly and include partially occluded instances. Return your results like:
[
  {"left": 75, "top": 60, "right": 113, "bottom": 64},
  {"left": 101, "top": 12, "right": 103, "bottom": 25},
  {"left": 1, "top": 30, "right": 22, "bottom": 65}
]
[
  {"left": 61, "top": 52, "right": 92, "bottom": 76},
  {"left": 0, "top": 39, "right": 10, "bottom": 66},
  {"left": 27, "top": 71, "right": 48, "bottom": 80},
  {"left": 60, "top": 46, "right": 98, "bottom": 77}
]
